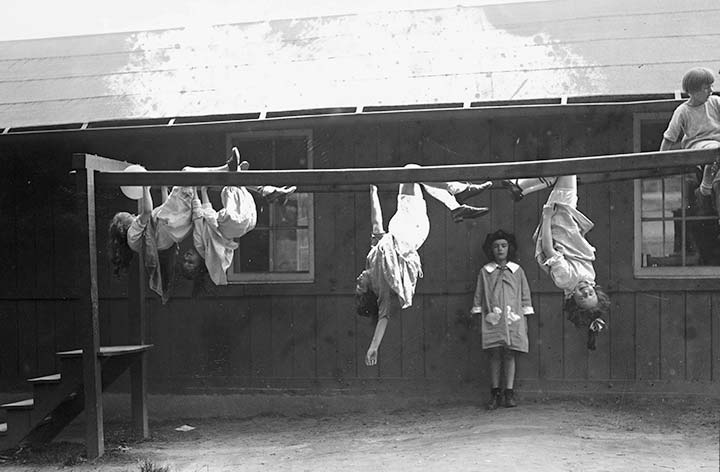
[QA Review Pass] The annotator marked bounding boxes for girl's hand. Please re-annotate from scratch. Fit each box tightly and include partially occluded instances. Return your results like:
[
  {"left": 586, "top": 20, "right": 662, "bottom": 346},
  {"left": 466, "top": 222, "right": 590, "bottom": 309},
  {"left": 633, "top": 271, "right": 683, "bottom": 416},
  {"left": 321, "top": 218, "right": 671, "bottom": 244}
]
[{"left": 365, "top": 347, "right": 378, "bottom": 366}]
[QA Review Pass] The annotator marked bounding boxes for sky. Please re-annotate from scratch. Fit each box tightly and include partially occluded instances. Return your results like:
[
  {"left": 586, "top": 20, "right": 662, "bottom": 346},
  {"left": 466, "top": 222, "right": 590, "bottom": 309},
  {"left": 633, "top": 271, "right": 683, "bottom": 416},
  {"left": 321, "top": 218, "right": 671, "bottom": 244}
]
[{"left": 0, "top": 0, "right": 546, "bottom": 41}]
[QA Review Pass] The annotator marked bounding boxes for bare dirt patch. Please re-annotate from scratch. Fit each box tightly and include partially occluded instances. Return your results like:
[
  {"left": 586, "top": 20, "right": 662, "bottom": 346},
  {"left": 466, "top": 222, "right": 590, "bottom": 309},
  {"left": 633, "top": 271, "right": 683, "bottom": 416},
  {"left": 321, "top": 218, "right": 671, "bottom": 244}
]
[{"left": 1, "top": 396, "right": 718, "bottom": 471}]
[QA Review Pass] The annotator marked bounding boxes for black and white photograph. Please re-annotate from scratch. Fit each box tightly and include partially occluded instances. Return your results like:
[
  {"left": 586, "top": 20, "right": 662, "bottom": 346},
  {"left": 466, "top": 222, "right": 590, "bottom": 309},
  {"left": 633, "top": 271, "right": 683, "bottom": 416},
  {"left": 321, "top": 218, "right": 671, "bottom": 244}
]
[{"left": 0, "top": 0, "right": 718, "bottom": 470}]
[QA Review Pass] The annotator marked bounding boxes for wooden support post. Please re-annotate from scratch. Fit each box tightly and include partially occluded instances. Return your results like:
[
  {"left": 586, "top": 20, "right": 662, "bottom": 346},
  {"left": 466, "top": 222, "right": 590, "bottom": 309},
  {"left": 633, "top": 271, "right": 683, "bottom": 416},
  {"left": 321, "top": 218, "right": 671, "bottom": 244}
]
[
  {"left": 74, "top": 166, "right": 104, "bottom": 459},
  {"left": 128, "top": 202, "right": 149, "bottom": 439}
]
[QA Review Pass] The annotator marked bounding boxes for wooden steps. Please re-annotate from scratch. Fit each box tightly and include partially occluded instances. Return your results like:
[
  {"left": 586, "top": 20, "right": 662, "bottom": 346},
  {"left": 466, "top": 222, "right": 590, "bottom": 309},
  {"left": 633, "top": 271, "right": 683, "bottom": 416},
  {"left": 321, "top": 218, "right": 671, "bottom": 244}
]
[{"left": 0, "top": 344, "right": 152, "bottom": 452}]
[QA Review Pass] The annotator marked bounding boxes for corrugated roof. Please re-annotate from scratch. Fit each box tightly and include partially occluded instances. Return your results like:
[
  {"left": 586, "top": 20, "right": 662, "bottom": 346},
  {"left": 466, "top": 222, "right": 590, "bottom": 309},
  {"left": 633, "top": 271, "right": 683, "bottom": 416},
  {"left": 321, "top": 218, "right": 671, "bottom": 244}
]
[{"left": 0, "top": 0, "right": 719, "bottom": 130}]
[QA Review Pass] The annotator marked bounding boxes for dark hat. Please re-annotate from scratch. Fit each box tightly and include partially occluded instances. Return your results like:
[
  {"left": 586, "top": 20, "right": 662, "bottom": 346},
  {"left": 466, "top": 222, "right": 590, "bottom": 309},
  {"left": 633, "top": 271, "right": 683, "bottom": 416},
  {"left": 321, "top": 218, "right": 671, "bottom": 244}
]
[{"left": 482, "top": 229, "right": 518, "bottom": 261}]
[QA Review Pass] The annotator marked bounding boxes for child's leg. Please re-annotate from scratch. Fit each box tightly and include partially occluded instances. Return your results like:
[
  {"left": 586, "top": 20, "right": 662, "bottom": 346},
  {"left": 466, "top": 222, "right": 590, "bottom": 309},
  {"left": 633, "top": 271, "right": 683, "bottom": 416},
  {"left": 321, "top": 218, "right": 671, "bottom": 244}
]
[
  {"left": 503, "top": 349, "right": 516, "bottom": 390},
  {"left": 488, "top": 347, "right": 502, "bottom": 389},
  {"left": 182, "top": 147, "right": 243, "bottom": 172},
  {"left": 503, "top": 349, "right": 518, "bottom": 408},
  {"left": 487, "top": 347, "right": 503, "bottom": 410},
  {"left": 553, "top": 175, "right": 576, "bottom": 192},
  {"left": 503, "top": 177, "right": 557, "bottom": 201}
]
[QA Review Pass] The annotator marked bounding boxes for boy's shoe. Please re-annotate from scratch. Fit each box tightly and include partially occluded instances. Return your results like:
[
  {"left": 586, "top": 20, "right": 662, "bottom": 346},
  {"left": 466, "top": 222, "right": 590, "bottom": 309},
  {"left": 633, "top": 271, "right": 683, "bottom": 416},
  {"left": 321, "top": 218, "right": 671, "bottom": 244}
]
[
  {"left": 451, "top": 204, "right": 489, "bottom": 223},
  {"left": 504, "top": 389, "right": 517, "bottom": 408},
  {"left": 455, "top": 181, "right": 493, "bottom": 204},
  {"left": 487, "top": 388, "right": 502, "bottom": 410}
]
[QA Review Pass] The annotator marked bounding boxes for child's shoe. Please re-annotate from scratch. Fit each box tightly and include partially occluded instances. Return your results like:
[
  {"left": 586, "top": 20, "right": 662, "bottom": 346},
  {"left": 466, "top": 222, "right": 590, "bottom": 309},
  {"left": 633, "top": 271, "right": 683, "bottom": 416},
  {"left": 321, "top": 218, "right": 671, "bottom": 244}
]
[
  {"left": 455, "top": 181, "right": 492, "bottom": 204},
  {"left": 504, "top": 389, "right": 517, "bottom": 408},
  {"left": 487, "top": 387, "right": 502, "bottom": 410},
  {"left": 451, "top": 204, "right": 489, "bottom": 222}
]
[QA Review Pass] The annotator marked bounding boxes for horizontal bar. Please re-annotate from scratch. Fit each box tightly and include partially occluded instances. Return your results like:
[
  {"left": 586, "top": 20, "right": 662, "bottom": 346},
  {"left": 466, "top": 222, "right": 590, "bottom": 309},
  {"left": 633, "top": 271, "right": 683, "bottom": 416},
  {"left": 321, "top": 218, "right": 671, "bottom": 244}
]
[{"left": 92, "top": 148, "right": 719, "bottom": 187}]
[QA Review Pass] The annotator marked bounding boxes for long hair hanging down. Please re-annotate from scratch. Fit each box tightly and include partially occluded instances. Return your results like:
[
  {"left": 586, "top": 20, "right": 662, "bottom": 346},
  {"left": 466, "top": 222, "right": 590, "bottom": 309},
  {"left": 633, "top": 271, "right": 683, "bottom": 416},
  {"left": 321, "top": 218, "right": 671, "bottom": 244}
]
[{"left": 108, "top": 212, "right": 135, "bottom": 277}]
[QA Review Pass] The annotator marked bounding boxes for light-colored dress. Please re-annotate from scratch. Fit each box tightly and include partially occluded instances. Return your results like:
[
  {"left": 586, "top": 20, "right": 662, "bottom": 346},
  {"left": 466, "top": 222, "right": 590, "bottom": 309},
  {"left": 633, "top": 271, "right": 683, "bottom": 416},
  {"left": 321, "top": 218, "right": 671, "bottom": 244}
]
[
  {"left": 192, "top": 186, "right": 257, "bottom": 285},
  {"left": 365, "top": 193, "right": 430, "bottom": 319},
  {"left": 533, "top": 187, "right": 596, "bottom": 298},
  {"left": 126, "top": 186, "right": 195, "bottom": 303},
  {"left": 471, "top": 261, "right": 534, "bottom": 352}
]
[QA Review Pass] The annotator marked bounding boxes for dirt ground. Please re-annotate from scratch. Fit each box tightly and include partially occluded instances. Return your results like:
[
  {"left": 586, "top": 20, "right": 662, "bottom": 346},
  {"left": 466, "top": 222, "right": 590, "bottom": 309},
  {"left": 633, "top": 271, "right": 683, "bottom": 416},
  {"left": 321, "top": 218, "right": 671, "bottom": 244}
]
[{"left": 0, "top": 396, "right": 718, "bottom": 472}]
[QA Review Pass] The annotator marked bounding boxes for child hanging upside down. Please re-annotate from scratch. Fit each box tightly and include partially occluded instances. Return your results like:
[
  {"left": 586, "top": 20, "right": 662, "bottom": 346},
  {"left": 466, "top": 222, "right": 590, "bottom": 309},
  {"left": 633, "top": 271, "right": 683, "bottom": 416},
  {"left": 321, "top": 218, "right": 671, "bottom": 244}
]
[
  {"left": 108, "top": 148, "right": 295, "bottom": 302},
  {"left": 503, "top": 175, "right": 610, "bottom": 350},
  {"left": 180, "top": 154, "right": 296, "bottom": 294},
  {"left": 356, "top": 165, "right": 492, "bottom": 366}
]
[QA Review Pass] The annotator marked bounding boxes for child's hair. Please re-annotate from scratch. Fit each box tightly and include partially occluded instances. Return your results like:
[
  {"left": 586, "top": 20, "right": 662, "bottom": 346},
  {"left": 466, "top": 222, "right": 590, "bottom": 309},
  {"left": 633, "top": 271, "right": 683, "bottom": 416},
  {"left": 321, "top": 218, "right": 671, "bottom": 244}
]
[
  {"left": 682, "top": 67, "right": 715, "bottom": 93},
  {"left": 563, "top": 285, "right": 611, "bottom": 349},
  {"left": 108, "top": 212, "right": 135, "bottom": 277},
  {"left": 178, "top": 251, "right": 213, "bottom": 298},
  {"left": 482, "top": 229, "right": 518, "bottom": 262},
  {"left": 355, "top": 289, "right": 379, "bottom": 322}
]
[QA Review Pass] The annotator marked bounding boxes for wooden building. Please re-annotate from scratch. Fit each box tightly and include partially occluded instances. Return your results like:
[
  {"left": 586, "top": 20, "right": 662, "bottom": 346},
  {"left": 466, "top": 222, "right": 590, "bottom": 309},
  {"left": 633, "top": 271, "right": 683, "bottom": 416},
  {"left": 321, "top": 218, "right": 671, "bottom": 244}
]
[{"left": 0, "top": 0, "right": 719, "bottom": 403}]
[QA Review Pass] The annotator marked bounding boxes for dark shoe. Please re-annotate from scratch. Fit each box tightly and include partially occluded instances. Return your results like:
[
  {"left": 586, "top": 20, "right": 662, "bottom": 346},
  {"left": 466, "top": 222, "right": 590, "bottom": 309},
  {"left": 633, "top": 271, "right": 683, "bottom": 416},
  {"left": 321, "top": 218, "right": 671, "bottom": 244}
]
[
  {"left": 487, "top": 388, "right": 502, "bottom": 410},
  {"left": 502, "top": 180, "right": 524, "bottom": 202},
  {"left": 451, "top": 204, "right": 489, "bottom": 223},
  {"left": 227, "top": 147, "right": 241, "bottom": 171},
  {"left": 504, "top": 389, "right": 517, "bottom": 408},
  {"left": 455, "top": 181, "right": 493, "bottom": 204}
]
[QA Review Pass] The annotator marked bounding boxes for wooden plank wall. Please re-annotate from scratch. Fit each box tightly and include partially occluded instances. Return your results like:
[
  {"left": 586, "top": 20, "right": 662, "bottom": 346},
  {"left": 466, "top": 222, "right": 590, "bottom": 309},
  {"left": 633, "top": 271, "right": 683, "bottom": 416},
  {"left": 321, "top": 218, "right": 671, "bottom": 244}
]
[{"left": 0, "top": 113, "right": 718, "bottom": 396}]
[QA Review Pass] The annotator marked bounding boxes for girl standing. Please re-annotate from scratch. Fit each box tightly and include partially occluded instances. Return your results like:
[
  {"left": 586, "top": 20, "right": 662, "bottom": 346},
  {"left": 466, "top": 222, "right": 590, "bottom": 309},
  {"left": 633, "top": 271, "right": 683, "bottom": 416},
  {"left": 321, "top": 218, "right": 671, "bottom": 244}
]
[{"left": 470, "top": 229, "right": 534, "bottom": 409}]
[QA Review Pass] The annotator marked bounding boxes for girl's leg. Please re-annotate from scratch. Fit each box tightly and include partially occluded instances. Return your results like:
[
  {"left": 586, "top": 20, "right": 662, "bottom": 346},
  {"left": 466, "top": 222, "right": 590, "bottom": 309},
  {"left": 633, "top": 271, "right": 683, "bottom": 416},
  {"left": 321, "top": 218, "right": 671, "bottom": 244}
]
[
  {"left": 182, "top": 147, "right": 246, "bottom": 172},
  {"left": 503, "top": 350, "right": 516, "bottom": 390},
  {"left": 503, "top": 349, "right": 517, "bottom": 408},
  {"left": 487, "top": 347, "right": 503, "bottom": 410},
  {"left": 503, "top": 177, "right": 557, "bottom": 201}
]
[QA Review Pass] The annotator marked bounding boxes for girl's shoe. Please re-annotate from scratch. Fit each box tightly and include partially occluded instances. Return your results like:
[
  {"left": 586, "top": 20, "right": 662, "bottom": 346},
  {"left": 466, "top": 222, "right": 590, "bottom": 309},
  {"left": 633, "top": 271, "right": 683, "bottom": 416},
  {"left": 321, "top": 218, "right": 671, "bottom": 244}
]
[
  {"left": 487, "top": 388, "right": 502, "bottom": 410},
  {"left": 504, "top": 389, "right": 517, "bottom": 408},
  {"left": 451, "top": 204, "right": 489, "bottom": 222},
  {"left": 226, "top": 147, "right": 241, "bottom": 171}
]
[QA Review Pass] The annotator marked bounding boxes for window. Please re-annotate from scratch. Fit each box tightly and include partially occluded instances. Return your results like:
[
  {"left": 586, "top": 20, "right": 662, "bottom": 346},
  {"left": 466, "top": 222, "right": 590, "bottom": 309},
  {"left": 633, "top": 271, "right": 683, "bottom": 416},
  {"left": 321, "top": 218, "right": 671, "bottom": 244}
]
[
  {"left": 634, "top": 113, "right": 720, "bottom": 278},
  {"left": 226, "top": 130, "right": 314, "bottom": 283}
]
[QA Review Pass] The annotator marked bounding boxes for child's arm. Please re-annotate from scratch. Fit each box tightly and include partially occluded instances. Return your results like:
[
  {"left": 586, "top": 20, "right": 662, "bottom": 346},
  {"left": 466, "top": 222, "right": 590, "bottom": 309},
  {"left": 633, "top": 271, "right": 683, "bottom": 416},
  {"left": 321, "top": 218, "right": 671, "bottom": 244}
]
[
  {"left": 365, "top": 317, "right": 388, "bottom": 366},
  {"left": 470, "top": 273, "right": 484, "bottom": 314},
  {"left": 369, "top": 185, "right": 384, "bottom": 235},
  {"left": 519, "top": 269, "right": 534, "bottom": 315},
  {"left": 659, "top": 138, "right": 675, "bottom": 151},
  {"left": 138, "top": 187, "right": 153, "bottom": 224},
  {"left": 540, "top": 204, "right": 559, "bottom": 259}
]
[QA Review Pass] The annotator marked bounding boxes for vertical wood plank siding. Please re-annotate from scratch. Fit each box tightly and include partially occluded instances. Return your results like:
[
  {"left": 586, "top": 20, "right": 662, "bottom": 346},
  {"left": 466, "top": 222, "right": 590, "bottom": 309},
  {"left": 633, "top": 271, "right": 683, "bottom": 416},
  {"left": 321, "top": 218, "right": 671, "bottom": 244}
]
[{"left": 0, "top": 112, "right": 717, "bottom": 396}]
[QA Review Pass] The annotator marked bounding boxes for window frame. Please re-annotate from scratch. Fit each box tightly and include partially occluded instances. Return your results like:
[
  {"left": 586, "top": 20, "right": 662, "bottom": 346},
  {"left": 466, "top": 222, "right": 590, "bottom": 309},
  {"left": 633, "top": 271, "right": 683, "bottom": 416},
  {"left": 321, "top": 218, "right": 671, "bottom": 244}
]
[
  {"left": 633, "top": 112, "right": 720, "bottom": 279},
  {"left": 225, "top": 129, "right": 315, "bottom": 284}
]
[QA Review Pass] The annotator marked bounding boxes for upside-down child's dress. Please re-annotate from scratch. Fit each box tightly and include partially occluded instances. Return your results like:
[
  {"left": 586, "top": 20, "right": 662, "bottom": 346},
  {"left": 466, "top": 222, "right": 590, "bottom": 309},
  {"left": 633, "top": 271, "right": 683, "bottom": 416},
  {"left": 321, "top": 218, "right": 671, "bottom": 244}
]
[
  {"left": 126, "top": 186, "right": 195, "bottom": 303},
  {"left": 192, "top": 186, "right": 257, "bottom": 285},
  {"left": 365, "top": 192, "right": 430, "bottom": 319}
]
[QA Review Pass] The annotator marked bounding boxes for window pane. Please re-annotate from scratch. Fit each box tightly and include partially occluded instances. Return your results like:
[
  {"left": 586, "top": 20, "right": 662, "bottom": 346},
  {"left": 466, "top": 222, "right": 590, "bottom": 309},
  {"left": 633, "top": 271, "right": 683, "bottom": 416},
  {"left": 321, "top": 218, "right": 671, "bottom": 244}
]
[
  {"left": 663, "top": 176, "right": 682, "bottom": 217},
  {"left": 234, "top": 230, "right": 269, "bottom": 272},
  {"left": 273, "top": 229, "right": 310, "bottom": 272},
  {"left": 641, "top": 179, "right": 662, "bottom": 218}
]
